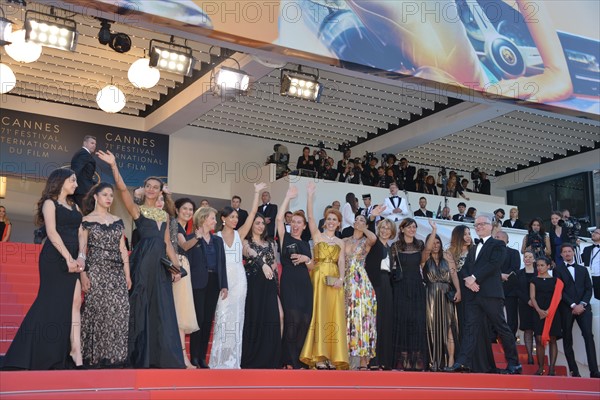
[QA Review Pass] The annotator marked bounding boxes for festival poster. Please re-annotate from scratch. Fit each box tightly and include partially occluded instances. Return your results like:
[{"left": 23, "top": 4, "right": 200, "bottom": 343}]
[
  {"left": 0, "top": 109, "right": 169, "bottom": 186},
  {"left": 92, "top": 0, "right": 599, "bottom": 117}
]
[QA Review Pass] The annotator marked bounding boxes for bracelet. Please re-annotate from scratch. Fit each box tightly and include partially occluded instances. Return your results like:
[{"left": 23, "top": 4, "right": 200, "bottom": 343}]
[
  {"left": 306, "top": 258, "right": 312, "bottom": 265},
  {"left": 78, "top": 253, "right": 86, "bottom": 260}
]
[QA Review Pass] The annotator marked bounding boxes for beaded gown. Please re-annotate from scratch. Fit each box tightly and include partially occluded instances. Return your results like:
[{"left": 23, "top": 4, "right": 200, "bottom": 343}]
[
  {"left": 300, "top": 242, "right": 349, "bottom": 370},
  {"left": 128, "top": 207, "right": 184, "bottom": 368},
  {"left": 344, "top": 236, "right": 377, "bottom": 365},
  {"left": 81, "top": 219, "right": 130, "bottom": 367},
  {"left": 2, "top": 201, "right": 81, "bottom": 370}
]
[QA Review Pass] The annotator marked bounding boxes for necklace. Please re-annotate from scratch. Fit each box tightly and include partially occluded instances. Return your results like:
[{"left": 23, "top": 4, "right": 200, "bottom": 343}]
[{"left": 323, "top": 233, "right": 336, "bottom": 241}]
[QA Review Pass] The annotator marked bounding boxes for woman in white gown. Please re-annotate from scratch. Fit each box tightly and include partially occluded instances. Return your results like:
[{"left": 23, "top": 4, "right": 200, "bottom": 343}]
[{"left": 209, "top": 183, "right": 266, "bottom": 369}]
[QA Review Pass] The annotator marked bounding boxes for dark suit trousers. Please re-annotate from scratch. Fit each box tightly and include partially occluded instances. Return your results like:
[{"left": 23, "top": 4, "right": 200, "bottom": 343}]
[
  {"left": 190, "top": 273, "right": 220, "bottom": 362},
  {"left": 457, "top": 296, "right": 519, "bottom": 367},
  {"left": 593, "top": 276, "right": 600, "bottom": 301},
  {"left": 504, "top": 296, "right": 519, "bottom": 338},
  {"left": 558, "top": 304, "right": 599, "bottom": 374}
]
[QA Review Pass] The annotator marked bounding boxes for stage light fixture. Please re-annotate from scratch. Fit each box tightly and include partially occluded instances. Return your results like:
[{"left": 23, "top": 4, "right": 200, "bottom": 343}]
[
  {"left": 149, "top": 39, "right": 194, "bottom": 77},
  {"left": 0, "top": 10, "right": 13, "bottom": 46},
  {"left": 0, "top": 63, "right": 17, "bottom": 93},
  {"left": 97, "top": 19, "right": 131, "bottom": 53},
  {"left": 96, "top": 84, "right": 126, "bottom": 113},
  {"left": 24, "top": 10, "right": 77, "bottom": 51},
  {"left": 5, "top": 29, "right": 42, "bottom": 63},
  {"left": 280, "top": 68, "right": 322, "bottom": 102},
  {"left": 213, "top": 66, "right": 250, "bottom": 98},
  {"left": 128, "top": 58, "right": 160, "bottom": 89}
]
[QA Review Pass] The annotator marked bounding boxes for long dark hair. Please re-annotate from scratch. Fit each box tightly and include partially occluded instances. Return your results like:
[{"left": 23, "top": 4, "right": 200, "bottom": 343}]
[
  {"left": 345, "top": 192, "right": 358, "bottom": 214},
  {"left": 395, "top": 218, "right": 424, "bottom": 251},
  {"left": 425, "top": 233, "right": 443, "bottom": 259},
  {"left": 448, "top": 225, "right": 471, "bottom": 262},
  {"left": 245, "top": 213, "right": 270, "bottom": 244},
  {"left": 35, "top": 168, "right": 76, "bottom": 226},
  {"left": 219, "top": 206, "right": 238, "bottom": 232},
  {"left": 82, "top": 182, "right": 114, "bottom": 215},
  {"left": 527, "top": 217, "right": 546, "bottom": 237}
]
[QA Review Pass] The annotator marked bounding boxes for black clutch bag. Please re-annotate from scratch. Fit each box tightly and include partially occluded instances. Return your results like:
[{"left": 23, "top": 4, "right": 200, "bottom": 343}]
[
  {"left": 392, "top": 251, "right": 404, "bottom": 282},
  {"left": 446, "top": 289, "right": 457, "bottom": 303},
  {"left": 160, "top": 257, "right": 188, "bottom": 278}
]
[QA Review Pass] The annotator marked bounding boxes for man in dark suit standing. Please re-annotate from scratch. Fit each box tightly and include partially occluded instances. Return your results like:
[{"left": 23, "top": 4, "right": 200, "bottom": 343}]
[
  {"left": 582, "top": 228, "right": 600, "bottom": 300},
  {"left": 357, "top": 194, "right": 377, "bottom": 233},
  {"left": 258, "top": 191, "right": 278, "bottom": 239},
  {"left": 554, "top": 244, "right": 600, "bottom": 378},
  {"left": 71, "top": 135, "right": 97, "bottom": 208},
  {"left": 413, "top": 197, "right": 433, "bottom": 218},
  {"left": 231, "top": 195, "right": 248, "bottom": 230},
  {"left": 447, "top": 215, "right": 521, "bottom": 374},
  {"left": 494, "top": 230, "right": 521, "bottom": 339}
]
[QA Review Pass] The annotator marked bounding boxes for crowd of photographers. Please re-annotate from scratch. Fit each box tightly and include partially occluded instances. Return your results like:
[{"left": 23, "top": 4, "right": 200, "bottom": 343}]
[{"left": 272, "top": 145, "right": 492, "bottom": 196}]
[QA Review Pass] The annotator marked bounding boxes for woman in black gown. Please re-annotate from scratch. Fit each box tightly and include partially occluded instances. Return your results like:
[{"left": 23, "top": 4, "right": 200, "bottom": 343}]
[
  {"left": 390, "top": 218, "right": 427, "bottom": 371},
  {"left": 97, "top": 150, "right": 184, "bottom": 369},
  {"left": 241, "top": 214, "right": 281, "bottom": 368},
  {"left": 364, "top": 218, "right": 396, "bottom": 370},
  {"left": 516, "top": 251, "right": 537, "bottom": 364},
  {"left": 276, "top": 186, "right": 313, "bottom": 369},
  {"left": 2, "top": 168, "right": 85, "bottom": 369}
]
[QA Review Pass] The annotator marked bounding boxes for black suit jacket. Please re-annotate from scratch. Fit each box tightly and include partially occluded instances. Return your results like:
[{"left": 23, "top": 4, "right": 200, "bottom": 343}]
[
  {"left": 553, "top": 262, "right": 592, "bottom": 307},
  {"left": 452, "top": 213, "right": 465, "bottom": 222},
  {"left": 187, "top": 234, "right": 228, "bottom": 291},
  {"left": 460, "top": 237, "right": 507, "bottom": 299},
  {"left": 235, "top": 208, "right": 248, "bottom": 230},
  {"left": 501, "top": 247, "right": 521, "bottom": 297},
  {"left": 502, "top": 219, "right": 525, "bottom": 230},
  {"left": 258, "top": 203, "right": 278, "bottom": 238},
  {"left": 414, "top": 209, "right": 433, "bottom": 218},
  {"left": 582, "top": 244, "right": 600, "bottom": 267},
  {"left": 71, "top": 148, "right": 96, "bottom": 195}
]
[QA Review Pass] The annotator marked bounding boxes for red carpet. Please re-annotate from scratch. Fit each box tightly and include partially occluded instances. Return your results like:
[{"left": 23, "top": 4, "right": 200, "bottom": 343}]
[{"left": 1, "top": 243, "right": 599, "bottom": 399}]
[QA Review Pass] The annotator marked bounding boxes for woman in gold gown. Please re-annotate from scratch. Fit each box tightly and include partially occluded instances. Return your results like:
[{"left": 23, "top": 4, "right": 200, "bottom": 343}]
[{"left": 300, "top": 183, "right": 349, "bottom": 370}]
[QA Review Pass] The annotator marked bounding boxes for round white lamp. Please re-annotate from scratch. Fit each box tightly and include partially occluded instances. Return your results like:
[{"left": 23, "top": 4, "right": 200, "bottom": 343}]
[
  {"left": 0, "top": 63, "right": 17, "bottom": 93},
  {"left": 5, "top": 30, "right": 42, "bottom": 63},
  {"left": 96, "top": 84, "right": 126, "bottom": 113},
  {"left": 128, "top": 58, "right": 160, "bottom": 89}
]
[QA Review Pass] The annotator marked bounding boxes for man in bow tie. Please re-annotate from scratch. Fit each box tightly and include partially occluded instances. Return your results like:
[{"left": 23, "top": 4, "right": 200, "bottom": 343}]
[
  {"left": 447, "top": 215, "right": 520, "bottom": 374},
  {"left": 554, "top": 243, "right": 599, "bottom": 378},
  {"left": 582, "top": 228, "right": 600, "bottom": 300},
  {"left": 257, "top": 191, "right": 278, "bottom": 239},
  {"left": 381, "top": 183, "right": 409, "bottom": 222},
  {"left": 452, "top": 202, "right": 467, "bottom": 222}
]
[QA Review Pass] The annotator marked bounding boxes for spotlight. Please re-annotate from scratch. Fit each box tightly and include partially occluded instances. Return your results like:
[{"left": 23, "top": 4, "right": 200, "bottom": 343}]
[
  {"left": 280, "top": 68, "right": 322, "bottom": 102},
  {"left": 0, "top": 12, "right": 13, "bottom": 46},
  {"left": 24, "top": 10, "right": 77, "bottom": 51},
  {"left": 213, "top": 66, "right": 250, "bottom": 98},
  {"left": 98, "top": 19, "right": 111, "bottom": 45},
  {"left": 149, "top": 39, "right": 194, "bottom": 77},
  {"left": 109, "top": 32, "right": 131, "bottom": 53}
]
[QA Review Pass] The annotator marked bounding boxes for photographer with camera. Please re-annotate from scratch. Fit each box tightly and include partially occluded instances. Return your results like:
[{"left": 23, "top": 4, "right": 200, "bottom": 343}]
[
  {"left": 397, "top": 157, "right": 416, "bottom": 192},
  {"left": 521, "top": 218, "right": 551, "bottom": 259},
  {"left": 415, "top": 168, "right": 429, "bottom": 193},
  {"left": 337, "top": 147, "right": 352, "bottom": 176},
  {"left": 314, "top": 145, "right": 328, "bottom": 179},
  {"left": 322, "top": 157, "right": 338, "bottom": 181},
  {"left": 361, "top": 153, "right": 379, "bottom": 186},
  {"left": 296, "top": 146, "right": 316, "bottom": 176},
  {"left": 550, "top": 211, "right": 571, "bottom": 265}
]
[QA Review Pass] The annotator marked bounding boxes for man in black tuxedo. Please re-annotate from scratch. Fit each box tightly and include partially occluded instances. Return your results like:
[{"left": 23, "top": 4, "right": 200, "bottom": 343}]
[
  {"left": 452, "top": 202, "right": 467, "bottom": 222},
  {"left": 357, "top": 194, "right": 377, "bottom": 233},
  {"left": 553, "top": 244, "right": 600, "bottom": 378},
  {"left": 447, "top": 216, "right": 521, "bottom": 374},
  {"left": 231, "top": 195, "right": 248, "bottom": 229},
  {"left": 397, "top": 157, "right": 416, "bottom": 191},
  {"left": 71, "top": 135, "right": 97, "bottom": 208},
  {"left": 582, "top": 228, "right": 600, "bottom": 300},
  {"left": 258, "top": 191, "right": 278, "bottom": 239},
  {"left": 187, "top": 217, "right": 228, "bottom": 368},
  {"left": 413, "top": 197, "right": 433, "bottom": 218},
  {"left": 494, "top": 230, "right": 521, "bottom": 339}
]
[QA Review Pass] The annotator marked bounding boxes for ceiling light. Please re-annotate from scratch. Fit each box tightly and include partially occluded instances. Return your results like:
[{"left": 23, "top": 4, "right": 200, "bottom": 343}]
[
  {"left": 128, "top": 58, "right": 160, "bottom": 89},
  {"left": 5, "top": 30, "right": 42, "bottom": 63},
  {"left": 98, "top": 19, "right": 111, "bottom": 45},
  {"left": 0, "top": 63, "right": 17, "bottom": 93},
  {"left": 213, "top": 66, "right": 250, "bottom": 98},
  {"left": 24, "top": 10, "right": 77, "bottom": 51},
  {"left": 97, "top": 19, "right": 131, "bottom": 53},
  {"left": 96, "top": 84, "right": 126, "bottom": 113},
  {"left": 0, "top": 14, "right": 12, "bottom": 46},
  {"left": 149, "top": 39, "right": 194, "bottom": 77},
  {"left": 280, "top": 68, "right": 322, "bottom": 102}
]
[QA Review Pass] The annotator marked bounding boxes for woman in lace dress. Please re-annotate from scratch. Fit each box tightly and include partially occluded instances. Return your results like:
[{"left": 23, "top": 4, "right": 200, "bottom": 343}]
[
  {"left": 343, "top": 213, "right": 380, "bottom": 370},
  {"left": 97, "top": 150, "right": 185, "bottom": 369},
  {"left": 300, "top": 182, "right": 348, "bottom": 370},
  {"left": 210, "top": 182, "right": 265, "bottom": 369},
  {"left": 241, "top": 213, "right": 281, "bottom": 368},
  {"left": 80, "top": 183, "right": 131, "bottom": 367}
]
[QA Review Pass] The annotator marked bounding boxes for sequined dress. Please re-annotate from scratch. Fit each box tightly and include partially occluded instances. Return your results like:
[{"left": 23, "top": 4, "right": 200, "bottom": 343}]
[
  {"left": 300, "top": 242, "right": 349, "bottom": 369},
  {"left": 345, "top": 236, "right": 377, "bottom": 364}
]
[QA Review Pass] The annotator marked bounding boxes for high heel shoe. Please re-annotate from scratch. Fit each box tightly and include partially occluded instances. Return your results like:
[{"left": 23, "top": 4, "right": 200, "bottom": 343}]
[
  {"left": 548, "top": 367, "right": 555, "bottom": 376},
  {"left": 535, "top": 368, "right": 545, "bottom": 375},
  {"left": 527, "top": 356, "right": 534, "bottom": 365}
]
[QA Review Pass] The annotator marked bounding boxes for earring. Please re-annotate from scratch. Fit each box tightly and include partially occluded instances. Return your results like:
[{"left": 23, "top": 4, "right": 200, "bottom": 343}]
[{"left": 94, "top": 199, "right": 97, "bottom": 211}]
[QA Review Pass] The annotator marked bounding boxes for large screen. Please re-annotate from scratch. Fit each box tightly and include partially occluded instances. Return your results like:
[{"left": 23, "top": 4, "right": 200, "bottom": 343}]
[{"left": 97, "top": 0, "right": 599, "bottom": 116}]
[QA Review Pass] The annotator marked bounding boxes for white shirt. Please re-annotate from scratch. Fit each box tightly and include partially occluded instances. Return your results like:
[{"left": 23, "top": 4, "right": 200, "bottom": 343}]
[
  {"left": 589, "top": 245, "right": 600, "bottom": 277},
  {"left": 475, "top": 236, "right": 490, "bottom": 260},
  {"left": 341, "top": 202, "right": 355, "bottom": 230},
  {"left": 565, "top": 262, "right": 576, "bottom": 281},
  {"left": 381, "top": 195, "right": 409, "bottom": 222}
]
